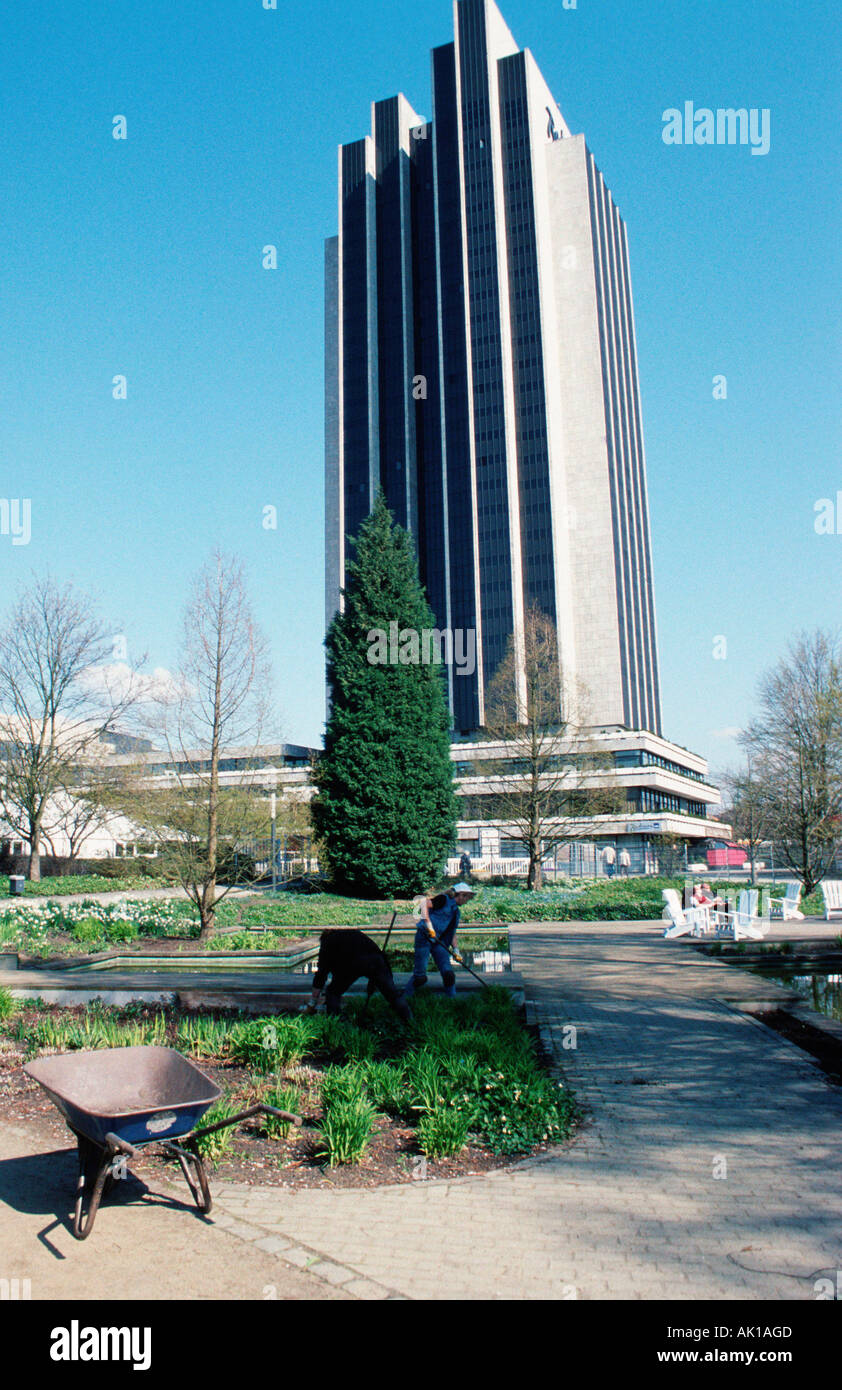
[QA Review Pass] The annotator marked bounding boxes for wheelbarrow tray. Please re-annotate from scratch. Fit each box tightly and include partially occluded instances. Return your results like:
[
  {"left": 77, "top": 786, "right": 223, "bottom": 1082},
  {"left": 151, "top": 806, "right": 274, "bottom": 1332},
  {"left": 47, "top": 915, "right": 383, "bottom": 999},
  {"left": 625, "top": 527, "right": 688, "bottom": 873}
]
[{"left": 25, "top": 1046, "right": 221, "bottom": 1148}]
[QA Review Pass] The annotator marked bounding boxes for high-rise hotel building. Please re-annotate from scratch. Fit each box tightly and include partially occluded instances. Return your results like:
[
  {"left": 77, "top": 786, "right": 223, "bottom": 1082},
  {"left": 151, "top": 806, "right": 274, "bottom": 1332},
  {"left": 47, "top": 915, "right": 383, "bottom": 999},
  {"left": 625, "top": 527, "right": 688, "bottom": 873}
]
[{"left": 326, "top": 0, "right": 725, "bottom": 855}]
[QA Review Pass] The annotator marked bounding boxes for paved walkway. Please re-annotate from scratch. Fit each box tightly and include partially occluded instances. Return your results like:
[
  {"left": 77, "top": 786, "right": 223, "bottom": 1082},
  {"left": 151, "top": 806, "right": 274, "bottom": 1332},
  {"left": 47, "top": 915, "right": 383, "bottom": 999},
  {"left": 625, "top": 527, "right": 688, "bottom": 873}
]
[
  {"left": 204, "top": 924, "right": 842, "bottom": 1300},
  {"left": 0, "top": 1122, "right": 351, "bottom": 1301}
]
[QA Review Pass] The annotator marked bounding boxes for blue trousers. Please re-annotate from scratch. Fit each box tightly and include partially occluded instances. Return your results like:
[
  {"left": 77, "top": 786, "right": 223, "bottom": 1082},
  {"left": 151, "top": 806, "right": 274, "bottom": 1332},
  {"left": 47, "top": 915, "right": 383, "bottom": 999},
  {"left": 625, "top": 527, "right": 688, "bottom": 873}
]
[{"left": 403, "top": 938, "right": 456, "bottom": 998}]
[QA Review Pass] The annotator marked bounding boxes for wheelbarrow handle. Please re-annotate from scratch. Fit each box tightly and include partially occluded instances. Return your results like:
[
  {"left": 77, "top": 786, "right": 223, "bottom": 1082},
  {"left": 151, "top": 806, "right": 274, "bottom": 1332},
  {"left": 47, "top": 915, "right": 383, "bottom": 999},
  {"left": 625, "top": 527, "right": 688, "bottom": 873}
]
[
  {"left": 104, "top": 1132, "right": 139, "bottom": 1159},
  {"left": 190, "top": 1103, "right": 302, "bottom": 1142},
  {"left": 261, "top": 1105, "right": 303, "bottom": 1124}
]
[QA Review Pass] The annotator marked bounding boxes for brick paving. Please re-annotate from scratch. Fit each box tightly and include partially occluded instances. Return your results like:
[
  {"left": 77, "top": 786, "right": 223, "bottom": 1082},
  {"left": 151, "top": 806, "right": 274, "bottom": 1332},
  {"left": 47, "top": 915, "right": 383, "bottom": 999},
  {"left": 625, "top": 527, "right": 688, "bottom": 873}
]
[{"left": 205, "top": 923, "right": 842, "bottom": 1300}]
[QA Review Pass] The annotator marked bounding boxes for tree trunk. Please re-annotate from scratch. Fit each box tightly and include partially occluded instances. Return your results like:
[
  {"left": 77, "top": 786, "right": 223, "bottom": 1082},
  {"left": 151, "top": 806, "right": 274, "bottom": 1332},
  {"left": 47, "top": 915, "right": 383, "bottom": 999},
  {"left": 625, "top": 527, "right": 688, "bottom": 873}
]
[
  {"left": 200, "top": 599, "right": 224, "bottom": 943},
  {"left": 528, "top": 850, "right": 543, "bottom": 890},
  {"left": 802, "top": 868, "right": 818, "bottom": 898},
  {"left": 198, "top": 909, "right": 215, "bottom": 940},
  {"left": 198, "top": 884, "right": 216, "bottom": 941},
  {"left": 28, "top": 826, "right": 41, "bottom": 882}
]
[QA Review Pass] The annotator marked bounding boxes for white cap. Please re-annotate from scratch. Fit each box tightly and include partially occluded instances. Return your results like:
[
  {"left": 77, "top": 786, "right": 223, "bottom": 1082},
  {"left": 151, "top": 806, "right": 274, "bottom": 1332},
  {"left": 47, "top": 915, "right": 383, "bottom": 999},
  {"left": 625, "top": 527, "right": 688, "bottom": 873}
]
[{"left": 452, "top": 882, "right": 475, "bottom": 895}]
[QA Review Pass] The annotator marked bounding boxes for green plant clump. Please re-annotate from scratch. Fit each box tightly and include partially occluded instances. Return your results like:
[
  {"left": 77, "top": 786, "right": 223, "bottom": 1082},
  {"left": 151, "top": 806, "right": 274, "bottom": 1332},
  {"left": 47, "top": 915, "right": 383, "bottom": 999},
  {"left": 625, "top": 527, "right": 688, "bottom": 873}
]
[
  {"left": 72, "top": 917, "right": 105, "bottom": 946},
  {"left": 261, "top": 1084, "right": 302, "bottom": 1140},
  {"left": 195, "top": 1098, "right": 240, "bottom": 1164},
  {"left": 228, "top": 1016, "right": 314, "bottom": 1071},
  {"left": 317, "top": 1096, "right": 376, "bottom": 1167},
  {"left": 176, "top": 1015, "right": 230, "bottom": 1060},
  {"left": 103, "top": 918, "right": 139, "bottom": 945},
  {"left": 417, "top": 1107, "right": 471, "bottom": 1159},
  {"left": 319, "top": 1064, "right": 368, "bottom": 1110},
  {"left": 361, "top": 1059, "right": 411, "bottom": 1117},
  {"left": 460, "top": 1071, "right": 577, "bottom": 1155}
]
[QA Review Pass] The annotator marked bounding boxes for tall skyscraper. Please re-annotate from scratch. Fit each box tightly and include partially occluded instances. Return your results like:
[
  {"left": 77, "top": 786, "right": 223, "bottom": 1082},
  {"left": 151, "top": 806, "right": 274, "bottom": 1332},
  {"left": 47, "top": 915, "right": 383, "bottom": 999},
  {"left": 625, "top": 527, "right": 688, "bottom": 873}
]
[{"left": 326, "top": 0, "right": 662, "bottom": 739}]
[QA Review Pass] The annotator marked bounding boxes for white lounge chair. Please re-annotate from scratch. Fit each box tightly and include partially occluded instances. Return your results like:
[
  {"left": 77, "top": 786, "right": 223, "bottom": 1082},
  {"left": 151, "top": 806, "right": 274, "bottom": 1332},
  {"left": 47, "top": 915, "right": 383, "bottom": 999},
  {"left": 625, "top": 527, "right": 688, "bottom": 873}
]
[
  {"left": 821, "top": 881, "right": 842, "bottom": 921},
  {"left": 769, "top": 882, "right": 804, "bottom": 921},
  {"left": 662, "top": 888, "right": 715, "bottom": 938},
  {"left": 723, "top": 889, "right": 768, "bottom": 941}
]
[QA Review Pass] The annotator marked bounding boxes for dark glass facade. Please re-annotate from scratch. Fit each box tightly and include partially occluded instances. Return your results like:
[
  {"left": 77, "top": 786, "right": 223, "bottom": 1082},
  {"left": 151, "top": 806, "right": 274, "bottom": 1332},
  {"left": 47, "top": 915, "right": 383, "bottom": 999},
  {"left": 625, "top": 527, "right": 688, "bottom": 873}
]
[
  {"left": 340, "top": 140, "right": 377, "bottom": 543},
  {"left": 455, "top": 0, "right": 515, "bottom": 688},
  {"left": 432, "top": 42, "right": 480, "bottom": 731},
  {"left": 326, "top": 0, "right": 663, "bottom": 739},
  {"left": 498, "top": 52, "right": 555, "bottom": 621}
]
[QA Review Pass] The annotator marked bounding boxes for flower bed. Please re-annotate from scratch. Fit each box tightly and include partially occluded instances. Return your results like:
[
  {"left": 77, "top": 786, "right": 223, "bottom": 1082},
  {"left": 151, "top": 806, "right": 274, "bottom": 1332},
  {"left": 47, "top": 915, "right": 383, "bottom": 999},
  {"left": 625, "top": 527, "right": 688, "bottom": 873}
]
[
  {"left": 1, "top": 988, "right": 578, "bottom": 1187},
  {"left": 0, "top": 899, "right": 196, "bottom": 954}
]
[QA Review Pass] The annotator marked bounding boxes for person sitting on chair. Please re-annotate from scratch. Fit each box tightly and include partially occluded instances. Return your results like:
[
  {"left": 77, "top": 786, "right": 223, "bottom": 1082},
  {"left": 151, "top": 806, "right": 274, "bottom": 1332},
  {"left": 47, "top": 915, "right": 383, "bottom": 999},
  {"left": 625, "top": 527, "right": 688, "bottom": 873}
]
[{"left": 693, "top": 883, "right": 726, "bottom": 912}]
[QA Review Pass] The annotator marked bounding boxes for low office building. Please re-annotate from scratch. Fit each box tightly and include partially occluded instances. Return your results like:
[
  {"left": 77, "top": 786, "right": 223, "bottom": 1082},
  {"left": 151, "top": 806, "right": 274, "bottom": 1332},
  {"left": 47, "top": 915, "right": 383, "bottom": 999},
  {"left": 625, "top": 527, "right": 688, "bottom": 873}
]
[
  {"left": 0, "top": 735, "right": 725, "bottom": 875},
  {"left": 451, "top": 727, "right": 727, "bottom": 874}
]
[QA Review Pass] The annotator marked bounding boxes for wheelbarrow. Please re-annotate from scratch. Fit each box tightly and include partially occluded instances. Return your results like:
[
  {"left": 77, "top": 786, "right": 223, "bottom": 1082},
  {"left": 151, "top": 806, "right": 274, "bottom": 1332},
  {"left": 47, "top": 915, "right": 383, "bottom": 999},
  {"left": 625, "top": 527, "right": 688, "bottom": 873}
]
[{"left": 25, "top": 1046, "right": 302, "bottom": 1240}]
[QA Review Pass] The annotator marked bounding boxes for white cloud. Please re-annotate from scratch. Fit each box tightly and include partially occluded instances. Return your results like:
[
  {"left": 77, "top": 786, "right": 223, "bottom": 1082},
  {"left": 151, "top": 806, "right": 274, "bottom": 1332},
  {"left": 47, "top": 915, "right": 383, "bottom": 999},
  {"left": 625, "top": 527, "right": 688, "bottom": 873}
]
[
  {"left": 710, "top": 726, "right": 743, "bottom": 740},
  {"left": 80, "top": 662, "right": 189, "bottom": 706}
]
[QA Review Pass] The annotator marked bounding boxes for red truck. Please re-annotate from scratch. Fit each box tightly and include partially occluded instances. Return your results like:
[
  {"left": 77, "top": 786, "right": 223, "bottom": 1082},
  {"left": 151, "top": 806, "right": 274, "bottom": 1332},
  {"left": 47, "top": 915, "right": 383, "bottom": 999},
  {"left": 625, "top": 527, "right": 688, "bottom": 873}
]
[{"left": 704, "top": 840, "right": 748, "bottom": 869}]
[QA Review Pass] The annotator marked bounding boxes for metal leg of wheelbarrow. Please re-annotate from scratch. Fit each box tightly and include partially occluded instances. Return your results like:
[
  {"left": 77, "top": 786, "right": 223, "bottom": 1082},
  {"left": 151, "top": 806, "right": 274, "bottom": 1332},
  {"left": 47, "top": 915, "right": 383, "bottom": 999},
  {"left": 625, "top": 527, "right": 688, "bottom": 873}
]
[
  {"left": 176, "top": 1103, "right": 302, "bottom": 1219},
  {"left": 66, "top": 1105, "right": 301, "bottom": 1240},
  {"left": 72, "top": 1133, "right": 117, "bottom": 1241},
  {"left": 164, "top": 1140, "right": 213, "bottom": 1216}
]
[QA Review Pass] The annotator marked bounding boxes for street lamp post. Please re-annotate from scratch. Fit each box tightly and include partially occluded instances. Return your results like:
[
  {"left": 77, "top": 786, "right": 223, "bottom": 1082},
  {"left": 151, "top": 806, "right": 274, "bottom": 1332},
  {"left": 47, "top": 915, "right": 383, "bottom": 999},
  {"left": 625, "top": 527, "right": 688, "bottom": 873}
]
[{"left": 270, "top": 792, "right": 277, "bottom": 894}]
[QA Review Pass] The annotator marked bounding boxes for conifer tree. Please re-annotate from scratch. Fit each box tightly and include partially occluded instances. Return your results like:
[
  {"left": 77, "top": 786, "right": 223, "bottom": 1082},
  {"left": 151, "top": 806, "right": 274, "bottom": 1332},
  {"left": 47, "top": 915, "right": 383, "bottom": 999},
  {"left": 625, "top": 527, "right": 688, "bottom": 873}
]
[{"left": 312, "top": 493, "right": 458, "bottom": 896}]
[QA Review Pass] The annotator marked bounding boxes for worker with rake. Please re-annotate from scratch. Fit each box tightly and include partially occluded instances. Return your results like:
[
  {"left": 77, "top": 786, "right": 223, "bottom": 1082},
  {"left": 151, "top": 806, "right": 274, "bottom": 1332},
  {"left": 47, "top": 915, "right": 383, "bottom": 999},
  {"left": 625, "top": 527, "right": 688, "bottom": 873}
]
[{"left": 401, "top": 882, "right": 475, "bottom": 1003}]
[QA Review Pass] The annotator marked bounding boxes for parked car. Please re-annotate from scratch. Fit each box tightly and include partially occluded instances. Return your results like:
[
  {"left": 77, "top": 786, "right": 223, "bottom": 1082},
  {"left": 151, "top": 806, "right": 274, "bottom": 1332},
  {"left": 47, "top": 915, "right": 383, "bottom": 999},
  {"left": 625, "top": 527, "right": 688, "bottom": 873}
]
[{"left": 704, "top": 840, "right": 748, "bottom": 869}]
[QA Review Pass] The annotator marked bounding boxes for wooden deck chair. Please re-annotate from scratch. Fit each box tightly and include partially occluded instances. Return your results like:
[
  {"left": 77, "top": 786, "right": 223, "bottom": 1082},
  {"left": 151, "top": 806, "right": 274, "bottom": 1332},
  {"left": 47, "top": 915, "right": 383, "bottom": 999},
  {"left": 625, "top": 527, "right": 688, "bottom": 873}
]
[
  {"left": 726, "top": 889, "right": 767, "bottom": 941},
  {"left": 769, "top": 882, "right": 804, "bottom": 921},
  {"left": 662, "top": 888, "right": 712, "bottom": 938},
  {"left": 821, "top": 881, "right": 842, "bottom": 921}
]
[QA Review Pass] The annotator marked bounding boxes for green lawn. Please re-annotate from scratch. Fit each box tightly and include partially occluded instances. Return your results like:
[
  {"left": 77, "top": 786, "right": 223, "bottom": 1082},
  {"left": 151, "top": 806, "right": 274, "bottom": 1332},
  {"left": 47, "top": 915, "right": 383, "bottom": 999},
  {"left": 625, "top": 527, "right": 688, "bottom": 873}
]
[
  {"left": 0, "top": 877, "right": 824, "bottom": 958},
  {"left": 0, "top": 873, "right": 157, "bottom": 897}
]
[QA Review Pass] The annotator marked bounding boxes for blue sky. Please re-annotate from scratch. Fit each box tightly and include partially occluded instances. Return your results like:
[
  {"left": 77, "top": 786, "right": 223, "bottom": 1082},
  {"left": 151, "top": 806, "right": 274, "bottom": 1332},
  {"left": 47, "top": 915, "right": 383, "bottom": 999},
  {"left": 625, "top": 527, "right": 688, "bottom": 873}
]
[{"left": 0, "top": 0, "right": 839, "bottom": 782}]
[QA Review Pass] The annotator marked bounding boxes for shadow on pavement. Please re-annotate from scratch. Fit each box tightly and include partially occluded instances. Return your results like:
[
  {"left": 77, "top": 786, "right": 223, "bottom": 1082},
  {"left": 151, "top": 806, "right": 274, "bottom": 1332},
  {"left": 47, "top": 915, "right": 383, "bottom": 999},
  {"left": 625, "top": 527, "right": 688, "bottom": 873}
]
[{"left": 0, "top": 1145, "right": 212, "bottom": 1256}]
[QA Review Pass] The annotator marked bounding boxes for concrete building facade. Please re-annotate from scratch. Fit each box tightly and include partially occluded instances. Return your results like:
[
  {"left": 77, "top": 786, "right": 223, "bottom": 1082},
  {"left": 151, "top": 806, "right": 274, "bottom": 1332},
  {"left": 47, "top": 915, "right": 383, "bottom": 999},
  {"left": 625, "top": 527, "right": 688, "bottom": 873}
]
[
  {"left": 0, "top": 737, "right": 727, "bottom": 873},
  {"left": 326, "top": 0, "right": 661, "bottom": 736}
]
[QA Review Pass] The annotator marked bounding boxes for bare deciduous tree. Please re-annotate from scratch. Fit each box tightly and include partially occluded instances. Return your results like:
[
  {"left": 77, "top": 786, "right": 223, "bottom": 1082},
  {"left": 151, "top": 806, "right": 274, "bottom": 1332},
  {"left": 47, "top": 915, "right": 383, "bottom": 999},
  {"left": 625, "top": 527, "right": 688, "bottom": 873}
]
[
  {"left": 0, "top": 576, "right": 139, "bottom": 880},
  {"left": 40, "top": 784, "right": 113, "bottom": 863},
  {"left": 744, "top": 630, "right": 842, "bottom": 895},
  {"left": 719, "top": 746, "right": 773, "bottom": 887},
  {"left": 481, "top": 603, "right": 623, "bottom": 889},
  {"left": 126, "top": 553, "right": 272, "bottom": 938}
]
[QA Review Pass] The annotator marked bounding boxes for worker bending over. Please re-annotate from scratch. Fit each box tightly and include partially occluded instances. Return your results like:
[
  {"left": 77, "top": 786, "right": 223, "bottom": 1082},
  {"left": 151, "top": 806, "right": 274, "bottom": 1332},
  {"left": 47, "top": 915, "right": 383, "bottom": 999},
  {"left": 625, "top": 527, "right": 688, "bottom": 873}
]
[{"left": 307, "top": 929, "right": 411, "bottom": 1022}]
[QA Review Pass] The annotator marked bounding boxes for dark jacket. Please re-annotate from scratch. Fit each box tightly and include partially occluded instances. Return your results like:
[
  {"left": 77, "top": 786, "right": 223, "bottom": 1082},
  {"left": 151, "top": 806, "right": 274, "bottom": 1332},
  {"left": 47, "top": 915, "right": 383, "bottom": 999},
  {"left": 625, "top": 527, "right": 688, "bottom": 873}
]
[
  {"left": 312, "top": 928, "right": 410, "bottom": 1022},
  {"left": 312, "top": 929, "right": 393, "bottom": 992}
]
